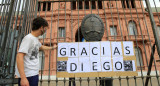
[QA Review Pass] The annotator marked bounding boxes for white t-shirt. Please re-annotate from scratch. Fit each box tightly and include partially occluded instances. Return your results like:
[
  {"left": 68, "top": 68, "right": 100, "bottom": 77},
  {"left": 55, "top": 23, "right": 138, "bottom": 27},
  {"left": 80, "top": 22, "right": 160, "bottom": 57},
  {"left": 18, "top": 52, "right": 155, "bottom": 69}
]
[{"left": 15, "top": 33, "right": 42, "bottom": 78}]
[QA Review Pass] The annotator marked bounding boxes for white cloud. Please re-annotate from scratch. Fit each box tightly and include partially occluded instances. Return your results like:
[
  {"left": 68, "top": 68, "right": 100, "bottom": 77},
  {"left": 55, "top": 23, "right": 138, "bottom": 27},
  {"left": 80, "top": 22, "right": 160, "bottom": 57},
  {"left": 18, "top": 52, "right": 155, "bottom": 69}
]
[{"left": 143, "top": 0, "right": 160, "bottom": 7}]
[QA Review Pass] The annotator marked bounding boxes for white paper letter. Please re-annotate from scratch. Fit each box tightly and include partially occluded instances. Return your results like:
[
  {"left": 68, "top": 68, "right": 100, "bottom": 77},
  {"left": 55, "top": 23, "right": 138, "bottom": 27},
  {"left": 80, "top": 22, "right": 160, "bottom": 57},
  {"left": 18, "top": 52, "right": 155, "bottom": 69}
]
[
  {"left": 90, "top": 42, "right": 100, "bottom": 58},
  {"left": 68, "top": 43, "right": 79, "bottom": 57},
  {"left": 101, "top": 58, "right": 112, "bottom": 72},
  {"left": 90, "top": 57, "right": 101, "bottom": 72},
  {"left": 67, "top": 58, "right": 79, "bottom": 73},
  {"left": 111, "top": 42, "right": 122, "bottom": 57},
  {"left": 58, "top": 43, "right": 68, "bottom": 57},
  {"left": 123, "top": 41, "right": 134, "bottom": 56},
  {"left": 101, "top": 41, "right": 111, "bottom": 57},
  {"left": 113, "top": 57, "right": 124, "bottom": 71},
  {"left": 79, "top": 57, "right": 91, "bottom": 72},
  {"left": 79, "top": 42, "right": 90, "bottom": 57}
]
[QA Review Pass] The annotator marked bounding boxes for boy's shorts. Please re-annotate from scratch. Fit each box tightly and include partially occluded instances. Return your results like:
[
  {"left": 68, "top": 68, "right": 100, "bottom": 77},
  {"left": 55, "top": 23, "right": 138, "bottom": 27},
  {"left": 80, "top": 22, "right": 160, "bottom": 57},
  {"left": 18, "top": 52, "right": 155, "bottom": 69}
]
[{"left": 18, "top": 75, "right": 39, "bottom": 86}]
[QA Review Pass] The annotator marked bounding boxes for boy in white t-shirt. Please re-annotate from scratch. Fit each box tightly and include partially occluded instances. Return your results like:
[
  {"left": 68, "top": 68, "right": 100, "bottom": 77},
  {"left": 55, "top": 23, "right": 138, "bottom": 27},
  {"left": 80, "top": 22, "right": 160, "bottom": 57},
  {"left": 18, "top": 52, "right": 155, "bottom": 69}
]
[{"left": 15, "top": 17, "right": 57, "bottom": 86}]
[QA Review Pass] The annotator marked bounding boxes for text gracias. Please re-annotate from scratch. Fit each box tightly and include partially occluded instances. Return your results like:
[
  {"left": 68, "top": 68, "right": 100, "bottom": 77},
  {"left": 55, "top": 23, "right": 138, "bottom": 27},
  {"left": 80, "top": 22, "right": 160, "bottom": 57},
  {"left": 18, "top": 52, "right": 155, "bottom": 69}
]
[{"left": 58, "top": 41, "right": 135, "bottom": 73}]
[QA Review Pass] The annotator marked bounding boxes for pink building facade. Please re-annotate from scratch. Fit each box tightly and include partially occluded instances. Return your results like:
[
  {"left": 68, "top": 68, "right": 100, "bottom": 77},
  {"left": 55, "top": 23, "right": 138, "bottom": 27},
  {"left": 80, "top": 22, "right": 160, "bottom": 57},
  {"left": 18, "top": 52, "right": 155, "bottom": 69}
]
[{"left": 22, "top": 0, "right": 160, "bottom": 76}]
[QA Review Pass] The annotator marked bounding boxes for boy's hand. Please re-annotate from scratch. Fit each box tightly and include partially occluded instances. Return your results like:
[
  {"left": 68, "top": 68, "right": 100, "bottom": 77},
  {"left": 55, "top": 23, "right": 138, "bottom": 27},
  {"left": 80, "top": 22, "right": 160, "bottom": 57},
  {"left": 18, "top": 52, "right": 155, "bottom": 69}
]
[
  {"left": 21, "top": 78, "right": 29, "bottom": 86},
  {"left": 51, "top": 45, "right": 58, "bottom": 50}
]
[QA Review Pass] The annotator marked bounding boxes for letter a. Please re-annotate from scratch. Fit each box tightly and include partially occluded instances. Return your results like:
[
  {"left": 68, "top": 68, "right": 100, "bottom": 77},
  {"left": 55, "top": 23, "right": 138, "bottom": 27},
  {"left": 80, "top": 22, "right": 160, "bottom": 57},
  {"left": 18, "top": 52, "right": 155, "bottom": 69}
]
[
  {"left": 81, "top": 48, "right": 88, "bottom": 55},
  {"left": 113, "top": 47, "right": 120, "bottom": 55}
]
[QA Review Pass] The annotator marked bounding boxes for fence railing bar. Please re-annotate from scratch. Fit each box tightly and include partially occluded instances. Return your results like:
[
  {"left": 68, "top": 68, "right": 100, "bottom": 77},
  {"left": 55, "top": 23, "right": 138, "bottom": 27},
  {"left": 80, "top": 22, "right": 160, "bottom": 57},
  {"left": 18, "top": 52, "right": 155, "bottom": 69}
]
[
  {"left": 34, "top": 0, "right": 38, "bottom": 18},
  {"left": 56, "top": 2, "right": 60, "bottom": 86},
  {"left": 97, "top": 0, "right": 99, "bottom": 16},
  {"left": 119, "top": 76, "right": 122, "bottom": 86},
  {"left": 134, "top": 1, "right": 160, "bottom": 85},
  {"left": 122, "top": 1, "right": 145, "bottom": 84},
  {"left": 134, "top": 76, "right": 137, "bottom": 86},
  {"left": 90, "top": 0, "right": 92, "bottom": 15},
  {"left": 18, "top": 0, "right": 29, "bottom": 51},
  {"left": 121, "top": 1, "right": 130, "bottom": 41},
  {"left": 30, "top": 0, "right": 36, "bottom": 33},
  {"left": 26, "top": 0, "right": 33, "bottom": 34},
  {"left": 48, "top": 1, "right": 54, "bottom": 86},
  {"left": 0, "top": 0, "right": 4, "bottom": 46},
  {"left": 5, "top": 0, "right": 20, "bottom": 77},
  {"left": 128, "top": 1, "right": 145, "bottom": 86},
  {"left": 0, "top": 0, "right": 15, "bottom": 75},
  {"left": 64, "top": 0, "right": 67, "bottom": 42},
  {"left": 0, "top": 0, "right": 6, "bottom": 43},
  {"left": 0, "top": 0, "right": 9, "bottom": 27},
  {"left": 145, "top": 44, "right": 156, "bottom": 86},
  {"left": 132, "top": 1, "right": 148, "bottom": 86},
  {"left": 38, "top": 1, "right": 41, "bottom": 17},
  {"left": 1, "top": 0, "right": 14, "bottom": 74},
  {"left": 102, "top": 0, "right": 109, "bottom": 40},
  {"left": 0, "top": 0, "right": 5, "bottom": 15},
  {"left": 38, "top": 75, "right": 160, "bottom": 82},
  {"left": 145, "top": 0, "right": 160, "bottom": 60},
  {"left": 0, "top": 0, "right": 10, "bottom": 46},
  {"left": 109, "top": 0, "right": 116, "bottom": 41},
  {"left": 56, "top": 77, "right": 58, "bottom": 86},
  {"left": 79, "top": 77, "right": 82, "bottom": 86},
  {"left": 104, "top": 78, "right": 106, "bottom": 86},
  {"left": 139, "top": 0, "right": 160, "bottom": 86},
  {"left": 126, "top": 76, "right": 129, "bottom": 86},
  {"left": 17, "top": 0, "right": 26, "bottom": 45},
  {"left": 36, "top": 0, "right": 158, "bottom": 2},
  {"left": 71, "top": 0, "right": 73, "bottom": 42},
  {"left": 24, "top": 0, "right": 32, "bottom": 35},
  {"left": 40, "top": 0, "right": 48, "bottom": 86},
  {"left": 84, "top": 0, "right": 86, "bottom": 16},
  {"left": 124, "top": 0, "right": 146, "bottom": 86},
  {"left": 115, "top": 0, "right": 124, "bottom": 41},
  {"left": 87, "top": 77, "right": 90, "bottom": 86},
  {"left": 77, "top": 0, "right": 80, "bottom": 42},
  {"left": 152, "top": 0, "right": 160, "bottom": 23},
  {"left": 63, "top": 77, "right": 65, "bottom": 86},
  {"left": 28, "top": 0, "right": 35, "bottom": 34},
  {"left": 24, "top": 0, "right": 31, "bottom": 35},
  {"left": 95, "top": 77, "right": 98, "bottom": 86},
  {"left": 2, "top": 0, "right": 18, "bottom": 78},
  {"left": 11, "top": 0, "right": 24, "bottom": 81}
]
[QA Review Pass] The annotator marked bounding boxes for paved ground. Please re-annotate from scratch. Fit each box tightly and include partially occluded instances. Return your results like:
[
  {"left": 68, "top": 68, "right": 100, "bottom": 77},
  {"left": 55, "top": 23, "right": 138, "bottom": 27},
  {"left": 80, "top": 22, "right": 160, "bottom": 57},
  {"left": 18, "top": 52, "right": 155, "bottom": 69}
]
[{"left": 14, "top": 77, "right": 160, "bottom": 86}]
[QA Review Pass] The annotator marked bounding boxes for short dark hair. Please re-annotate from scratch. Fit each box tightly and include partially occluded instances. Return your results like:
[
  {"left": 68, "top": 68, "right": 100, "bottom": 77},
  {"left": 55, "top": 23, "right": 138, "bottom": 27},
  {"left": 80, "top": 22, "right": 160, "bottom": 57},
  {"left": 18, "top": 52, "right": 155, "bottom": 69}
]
[{"left": 32, "top": 17, "right": 48, "bottom": 31}]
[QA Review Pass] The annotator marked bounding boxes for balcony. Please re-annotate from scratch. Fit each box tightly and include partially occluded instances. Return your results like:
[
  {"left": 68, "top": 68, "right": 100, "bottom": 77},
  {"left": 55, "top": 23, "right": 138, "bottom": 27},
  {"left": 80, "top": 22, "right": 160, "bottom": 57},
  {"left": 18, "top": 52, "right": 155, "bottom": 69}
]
[
  {"left": 39, "top": 38, "right": 54, "bottom": 44},
  {"left": 107, "top": 35, "right": 125, "bottom": 41},
  {"left": 39, "top": 37, "right": 72, "bottom": 44},
  {"left": 125, "top": 35, "right": 152, "bottom": 42}
]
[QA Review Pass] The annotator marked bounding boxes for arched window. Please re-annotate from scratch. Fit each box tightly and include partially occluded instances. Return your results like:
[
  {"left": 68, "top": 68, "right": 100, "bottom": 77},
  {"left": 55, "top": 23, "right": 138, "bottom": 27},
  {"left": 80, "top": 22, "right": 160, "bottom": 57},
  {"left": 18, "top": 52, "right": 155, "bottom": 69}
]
[
  {"left": 131, "top": 0, "right": 135, "bottom": 8},
  {"left": 128, "top": 21, "right": 137, "bottom": 35},
  {"left": 121, "top": 0, "right": 135, "bottom": 8},
  {"left": 135, "top": 47, "right": 143, "bottom": 67},
  {"left": 91, "top": 1, "right": 96, "bottom": 9}
]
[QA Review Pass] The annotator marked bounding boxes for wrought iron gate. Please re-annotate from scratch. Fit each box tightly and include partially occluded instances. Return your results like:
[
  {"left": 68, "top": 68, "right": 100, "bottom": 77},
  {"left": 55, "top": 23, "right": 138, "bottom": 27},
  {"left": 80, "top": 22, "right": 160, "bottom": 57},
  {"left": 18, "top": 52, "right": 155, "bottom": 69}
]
[{"left": 0, "top": 0, "right": 160, "bottom": 86}]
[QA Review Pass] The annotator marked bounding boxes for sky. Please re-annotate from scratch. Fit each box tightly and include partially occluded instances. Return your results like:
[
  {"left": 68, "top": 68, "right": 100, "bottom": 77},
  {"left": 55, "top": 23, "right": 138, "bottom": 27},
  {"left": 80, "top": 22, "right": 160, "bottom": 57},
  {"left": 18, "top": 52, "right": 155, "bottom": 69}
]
[
  {"left": 143, "top": 0, "right": 160, "bottom": 7},
  {"left": 0, "top": 0, "right": 160, "bottom": 11}
]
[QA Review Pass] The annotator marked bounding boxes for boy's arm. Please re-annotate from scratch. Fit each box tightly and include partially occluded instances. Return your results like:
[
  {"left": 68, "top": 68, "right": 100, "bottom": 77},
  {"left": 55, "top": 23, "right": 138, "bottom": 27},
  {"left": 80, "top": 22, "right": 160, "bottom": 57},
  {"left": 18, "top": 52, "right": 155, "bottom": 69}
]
[
  {"left": 39, "top": 45, "right": 57, "bottom": 51},
  {"left": 16, "top": 53, "right": 29, "bottom": 86}
]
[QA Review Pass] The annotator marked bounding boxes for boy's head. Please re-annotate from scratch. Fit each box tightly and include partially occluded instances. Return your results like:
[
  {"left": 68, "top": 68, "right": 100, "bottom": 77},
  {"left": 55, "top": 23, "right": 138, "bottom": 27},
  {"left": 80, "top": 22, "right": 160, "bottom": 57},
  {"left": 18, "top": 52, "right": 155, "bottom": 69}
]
[{"left": 32, "top": 17, "right": 49, "bottom": 35}]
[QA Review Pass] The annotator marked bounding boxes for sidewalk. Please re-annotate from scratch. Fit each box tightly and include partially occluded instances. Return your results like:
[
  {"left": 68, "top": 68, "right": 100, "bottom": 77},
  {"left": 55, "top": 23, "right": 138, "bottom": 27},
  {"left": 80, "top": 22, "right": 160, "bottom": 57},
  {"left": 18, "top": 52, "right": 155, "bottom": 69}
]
[{"left": 14, "top": 77, "right": 160, "bottom": 86}]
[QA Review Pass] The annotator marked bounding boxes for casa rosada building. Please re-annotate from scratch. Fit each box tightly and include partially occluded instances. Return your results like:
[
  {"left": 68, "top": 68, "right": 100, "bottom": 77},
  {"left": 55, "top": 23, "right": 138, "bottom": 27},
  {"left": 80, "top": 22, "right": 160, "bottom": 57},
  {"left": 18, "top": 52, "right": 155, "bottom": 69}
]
[
  {"left": 34, "top": 0, "right": 160, "bottom": 76},
  {"left": 1, "top": 0, "right": 160, "bottom": 76}
]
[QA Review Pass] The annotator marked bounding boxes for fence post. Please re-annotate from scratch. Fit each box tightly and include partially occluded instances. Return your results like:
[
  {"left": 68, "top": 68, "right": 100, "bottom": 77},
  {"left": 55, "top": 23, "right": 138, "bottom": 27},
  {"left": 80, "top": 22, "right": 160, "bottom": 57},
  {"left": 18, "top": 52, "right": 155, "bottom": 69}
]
[
  {"left": 145, "top": 0, "right": 160, "bottom": 59},
  {"left": 0, "top": 0, "right": 15, "bottom": 58}
]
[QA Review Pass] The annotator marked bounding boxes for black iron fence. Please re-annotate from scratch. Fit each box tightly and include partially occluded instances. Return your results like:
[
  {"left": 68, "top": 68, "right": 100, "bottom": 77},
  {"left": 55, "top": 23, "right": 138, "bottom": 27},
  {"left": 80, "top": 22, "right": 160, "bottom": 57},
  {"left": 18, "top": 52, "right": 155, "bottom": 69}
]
[{"left": 0, "top": 0, "right": 160, "bottom": 86}]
